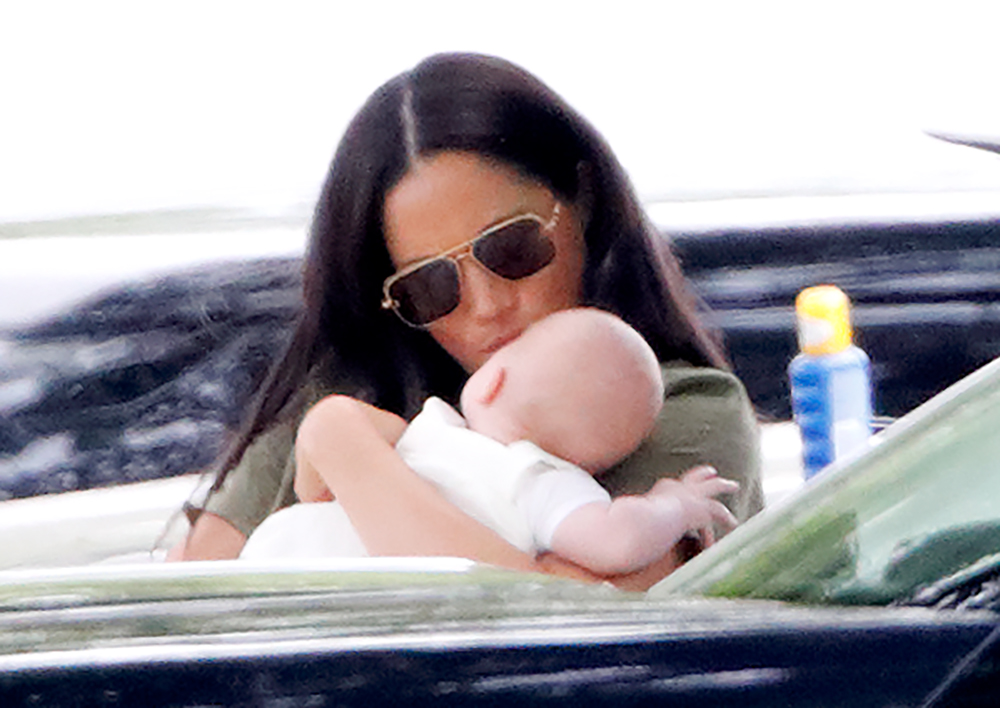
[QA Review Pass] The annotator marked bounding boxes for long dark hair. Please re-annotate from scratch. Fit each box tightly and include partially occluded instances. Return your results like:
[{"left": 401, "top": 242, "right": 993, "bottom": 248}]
[{"left": 214, "top": 52, "right": 727, "bottom": 488}]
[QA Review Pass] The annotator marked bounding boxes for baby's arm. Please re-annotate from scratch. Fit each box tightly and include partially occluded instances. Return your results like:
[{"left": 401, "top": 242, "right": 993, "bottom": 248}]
[{"left": 550, "top": 466, "right": 738, "bottom": 576}]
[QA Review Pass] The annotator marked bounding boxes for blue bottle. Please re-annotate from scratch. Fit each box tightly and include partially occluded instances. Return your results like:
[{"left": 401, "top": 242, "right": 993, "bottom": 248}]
[{"left": 789, "top": 285, "right": 873, "bottom": 479}]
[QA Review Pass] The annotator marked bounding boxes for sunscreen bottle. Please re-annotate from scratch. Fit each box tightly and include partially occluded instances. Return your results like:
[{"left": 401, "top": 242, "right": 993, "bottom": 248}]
[{"left": 788, "top": 285, "right": 872, "bottom": 479}]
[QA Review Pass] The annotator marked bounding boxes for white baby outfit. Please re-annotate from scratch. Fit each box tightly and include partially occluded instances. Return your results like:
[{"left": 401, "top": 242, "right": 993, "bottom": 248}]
[{"left": 241, "top": 397, "right": 610, "bottom": 559}]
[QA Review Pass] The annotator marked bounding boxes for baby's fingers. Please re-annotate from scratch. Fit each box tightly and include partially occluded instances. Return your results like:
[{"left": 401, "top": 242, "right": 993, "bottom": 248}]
[
  {"left": 709, "top": 500, "right": 739, "bottom": 531},
  {"left": 700, "top": 477, "right": 740, "bottom": 497},
  {"left": 680, "top": 465, "right": 719, "bottom": 484}
]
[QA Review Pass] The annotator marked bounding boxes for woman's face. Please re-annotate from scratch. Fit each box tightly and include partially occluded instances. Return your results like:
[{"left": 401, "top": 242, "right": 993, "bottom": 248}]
[{"left": 383, "top": 151, "right": 586, "bottom": 372}]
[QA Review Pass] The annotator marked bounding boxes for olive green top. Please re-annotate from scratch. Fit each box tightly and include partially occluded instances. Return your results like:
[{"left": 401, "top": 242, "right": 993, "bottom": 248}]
[{"left": 202, "top": 363, "right": 764, "bottom": 539}]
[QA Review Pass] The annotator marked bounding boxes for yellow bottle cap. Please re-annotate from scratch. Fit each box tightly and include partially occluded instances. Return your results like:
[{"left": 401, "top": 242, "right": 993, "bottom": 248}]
[{"left": 795, "top": 285, "right": 853, "bottom": 355}]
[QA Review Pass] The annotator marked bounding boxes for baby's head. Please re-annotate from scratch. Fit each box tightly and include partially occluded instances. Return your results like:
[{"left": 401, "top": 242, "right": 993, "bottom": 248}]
[{"left": 460, "top": 308, "right": 664, "bottom": 473}]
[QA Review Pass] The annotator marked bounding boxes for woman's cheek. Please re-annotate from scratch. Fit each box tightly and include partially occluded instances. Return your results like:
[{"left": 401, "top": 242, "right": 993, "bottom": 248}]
[{"left": 428, "top": 323, "right": 481, "bottom": 372}]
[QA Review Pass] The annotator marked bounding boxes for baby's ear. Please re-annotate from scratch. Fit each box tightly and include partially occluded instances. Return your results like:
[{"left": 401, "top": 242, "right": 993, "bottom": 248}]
[{"left": 476, "top": 365, "right": 506, "bottom": 406}]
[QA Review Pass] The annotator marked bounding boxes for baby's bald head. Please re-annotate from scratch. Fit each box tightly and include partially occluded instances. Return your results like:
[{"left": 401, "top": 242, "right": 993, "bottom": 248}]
[{"left": 461, "top": 308, "right": 664, "bottom": 473}]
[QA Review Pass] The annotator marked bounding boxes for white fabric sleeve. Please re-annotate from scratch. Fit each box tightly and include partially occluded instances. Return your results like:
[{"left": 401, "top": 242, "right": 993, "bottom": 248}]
[
  {"left": 395, "top": 398, "right": 537, "bottom": 553},
  {"left": 516, "top": 463, "right": 612, "bottom": 552}
]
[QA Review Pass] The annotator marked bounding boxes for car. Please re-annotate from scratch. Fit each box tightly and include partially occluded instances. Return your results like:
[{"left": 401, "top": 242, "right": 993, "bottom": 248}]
[
  {"left": 655, "top": 349, "right": 1000, "bottom": 610},
  {"left": 3, "top": 8, "right": 998, "bottom": 702},
  {"left": 1, "top": 347, "right": 998, "bottom": 705},
  {"left": 658, "top": 188, "right": 1000, "bottom": 421}
]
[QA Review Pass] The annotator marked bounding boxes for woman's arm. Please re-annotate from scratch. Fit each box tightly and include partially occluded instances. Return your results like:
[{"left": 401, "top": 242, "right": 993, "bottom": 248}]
[
  {"left": 167, "top": 511, "right": 247, "bottom": 561},
  {"left": 294, "top": 395, "right": 691, "bottom": 589},
  {"left": 175, "top": 391, "right": 687, "bottom": 589},
  {"left": 171, "top": 415, "right": 300, "bottom": 561},
  {"left": 296, "top": 395, "right": 539, "bottom": 568}
]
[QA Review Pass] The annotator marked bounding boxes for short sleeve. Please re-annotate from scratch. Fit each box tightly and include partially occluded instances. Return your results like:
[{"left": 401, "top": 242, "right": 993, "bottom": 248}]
[
  {"left": 598, "top": 363, "right": 764, "bottom": 526},
  {"left": 516, "top": 462, "right": 612, "bottom": 552},
  {"left": 202, "top": 418, "right": 298, "bottom": 538},
  {"left": 196, "top": 362, "right": 351, "bottom": 538}
]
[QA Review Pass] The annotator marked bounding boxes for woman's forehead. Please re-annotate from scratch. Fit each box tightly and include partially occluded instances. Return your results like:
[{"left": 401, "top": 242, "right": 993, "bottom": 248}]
[{"left": 383, "top": 151, "right": 552, "bottom": 262}]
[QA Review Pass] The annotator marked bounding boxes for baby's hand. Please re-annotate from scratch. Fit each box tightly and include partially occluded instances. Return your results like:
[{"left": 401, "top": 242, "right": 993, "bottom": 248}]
[{"left": 649, "top": 466, "right": 739, "bottom": 539}]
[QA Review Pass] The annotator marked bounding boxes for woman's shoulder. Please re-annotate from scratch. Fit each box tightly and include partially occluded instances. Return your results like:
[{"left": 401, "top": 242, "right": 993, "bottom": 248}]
[
  {"left": 600, "top": 360, "right": 763, "bottom": 521},
  {"left": 659, "top": 360, "right": 750, "bottom": 400},
  {"left": 201, "top": 415, "right": 299, "bottom": 537},
  {"left": 199, "top": 365, "right": 350, "bottom": 536}
]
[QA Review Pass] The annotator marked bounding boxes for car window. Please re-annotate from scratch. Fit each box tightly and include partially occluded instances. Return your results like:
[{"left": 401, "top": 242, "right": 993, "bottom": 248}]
[{"left": 653, "top": 356, "right": 1000, "bottom": 605}]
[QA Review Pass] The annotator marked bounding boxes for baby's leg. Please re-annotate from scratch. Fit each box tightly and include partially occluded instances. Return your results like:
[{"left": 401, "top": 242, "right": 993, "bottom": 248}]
[{"left": 239, "top": 502, "right": 369, "bottom": 560}]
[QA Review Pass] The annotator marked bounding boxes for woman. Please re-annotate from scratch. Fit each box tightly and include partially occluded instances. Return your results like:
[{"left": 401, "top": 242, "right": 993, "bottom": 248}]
[{"left": 172, "top": 53, "right": 763, "bottom": 580}]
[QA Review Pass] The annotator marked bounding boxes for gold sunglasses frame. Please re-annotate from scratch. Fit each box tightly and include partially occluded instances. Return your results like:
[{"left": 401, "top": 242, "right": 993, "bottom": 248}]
[{"left": 381, "top": 203, "right": 561, "bottom": 327}]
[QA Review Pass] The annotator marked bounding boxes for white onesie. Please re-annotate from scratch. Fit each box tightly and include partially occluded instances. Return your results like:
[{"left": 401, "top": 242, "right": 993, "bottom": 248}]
[{"left": 241, "top": 397, "right": 611, "bottom": 559}]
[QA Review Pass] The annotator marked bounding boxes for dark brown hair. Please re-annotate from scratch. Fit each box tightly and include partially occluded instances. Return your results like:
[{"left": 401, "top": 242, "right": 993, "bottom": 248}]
[{"left": 213, "top": 53, "right": 726, "bottom": 489}]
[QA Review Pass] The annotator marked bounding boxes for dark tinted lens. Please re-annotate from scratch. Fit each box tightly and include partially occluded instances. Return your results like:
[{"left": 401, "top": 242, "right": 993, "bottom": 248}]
[
  {"left": 474, "top": 220, "right": 556, "bottom": 280},
  {"left": 388, "top": 259, "right": 460, "bottom": 326}
]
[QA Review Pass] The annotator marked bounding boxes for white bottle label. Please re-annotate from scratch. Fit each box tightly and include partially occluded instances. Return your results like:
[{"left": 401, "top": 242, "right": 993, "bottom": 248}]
[
  {"left": 830, "top": 359, "right": 871, "bottom": 460},
  {"left": 798, "top": 315, "right": 835, "bottom": 351},
  {"left": 832, "top": 419, "right": 869, "bottom": 460}
]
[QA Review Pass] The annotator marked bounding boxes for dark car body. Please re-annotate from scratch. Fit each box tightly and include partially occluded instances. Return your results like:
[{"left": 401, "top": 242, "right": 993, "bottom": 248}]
[{"left": 0, "top": 562, "right": 997, "bottom": 707}]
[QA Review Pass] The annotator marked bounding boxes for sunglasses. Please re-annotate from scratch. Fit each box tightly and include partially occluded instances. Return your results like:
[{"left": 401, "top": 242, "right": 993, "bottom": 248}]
[{"left": 382, "top": 204, "right": 561, "bottom": 327}]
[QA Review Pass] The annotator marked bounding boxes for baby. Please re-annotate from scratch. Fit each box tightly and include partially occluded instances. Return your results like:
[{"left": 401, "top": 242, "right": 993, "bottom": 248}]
[{"left": 241, "top": 308, "right": 737, "bottom": 575}]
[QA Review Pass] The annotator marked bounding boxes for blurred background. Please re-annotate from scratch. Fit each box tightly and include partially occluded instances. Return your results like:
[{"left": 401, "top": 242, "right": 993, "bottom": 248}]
[
  {"left": 1, "top": 0, "right": 999, "bottom": 503},
  {"left": 3, "top": 0, "right": 1000, "bottom": 219},
  {"left": 3, "top": 0, "right": 1000, "bottom": 322}
]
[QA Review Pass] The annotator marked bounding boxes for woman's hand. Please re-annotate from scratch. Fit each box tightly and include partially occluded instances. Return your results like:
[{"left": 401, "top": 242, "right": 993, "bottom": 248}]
[
  {"left": 294, "top": 395, "right": 407, "bottom": 505},
  {"left": 294, "top": 456, "right": 334, "bottom": 503}
]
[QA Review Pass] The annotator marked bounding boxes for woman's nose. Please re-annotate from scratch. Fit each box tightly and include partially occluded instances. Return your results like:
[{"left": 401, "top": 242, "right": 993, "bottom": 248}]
[{"left": 458, "top": 257, "right": 517, "bottom": 320}]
